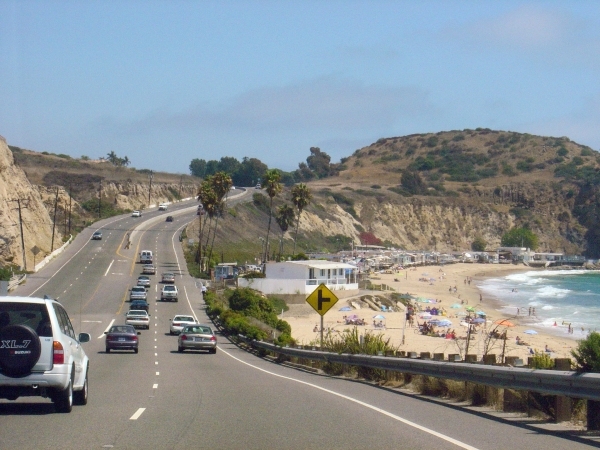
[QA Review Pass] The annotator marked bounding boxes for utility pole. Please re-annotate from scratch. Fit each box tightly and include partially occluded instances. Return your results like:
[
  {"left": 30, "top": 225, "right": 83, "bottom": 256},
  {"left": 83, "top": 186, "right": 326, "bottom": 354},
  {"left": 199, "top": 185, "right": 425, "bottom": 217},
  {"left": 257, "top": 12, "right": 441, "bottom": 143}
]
[
  {"left": 148, "top": 171, "right": 153, "bottom": 207},
  {"left": 9, "top": 199, "right": 28, "bottom": 271},
  {"left": 179, "top": 175, "right": 183, "bottom": 198},
  {"left": 51, "top": 186, "right": 59, "bottom": 252},
  {"left": 68, "top": 183, "right": 72, "bottom": 234},
  {"left": 98, "top": 179, "right": 102, "bottom": 219}
]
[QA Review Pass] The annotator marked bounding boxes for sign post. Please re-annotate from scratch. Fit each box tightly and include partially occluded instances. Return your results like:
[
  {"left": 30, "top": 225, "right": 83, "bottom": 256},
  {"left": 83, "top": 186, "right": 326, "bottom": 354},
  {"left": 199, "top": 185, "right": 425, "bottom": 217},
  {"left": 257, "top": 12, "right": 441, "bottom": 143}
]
[{"left": 306, "top": 283, "right": 339, "bottom": 348}]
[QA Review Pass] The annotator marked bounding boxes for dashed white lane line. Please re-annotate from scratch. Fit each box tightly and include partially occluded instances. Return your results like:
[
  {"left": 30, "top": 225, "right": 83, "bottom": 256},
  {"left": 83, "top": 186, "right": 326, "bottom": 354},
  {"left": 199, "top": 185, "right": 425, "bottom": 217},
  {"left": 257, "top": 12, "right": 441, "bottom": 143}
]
[
  {"left": 153, "top": 384, "right": 158, "bottom": 389},
  {"left": 156, "top": 372, "right": 159, "bottom": 376},
  {"left": 130, "top": 408, "right": 146, "bottom": 420},
  {"left": 104, "top": 259, "right": 114, "bottom": 277}
]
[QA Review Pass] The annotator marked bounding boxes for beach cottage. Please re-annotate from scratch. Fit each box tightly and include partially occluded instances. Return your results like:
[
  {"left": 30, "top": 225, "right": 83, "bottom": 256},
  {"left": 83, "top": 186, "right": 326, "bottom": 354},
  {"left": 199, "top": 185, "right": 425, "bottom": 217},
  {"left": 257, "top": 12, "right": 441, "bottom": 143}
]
[{"left": 237, "top": 260, "right": 359, "bottom": 296}]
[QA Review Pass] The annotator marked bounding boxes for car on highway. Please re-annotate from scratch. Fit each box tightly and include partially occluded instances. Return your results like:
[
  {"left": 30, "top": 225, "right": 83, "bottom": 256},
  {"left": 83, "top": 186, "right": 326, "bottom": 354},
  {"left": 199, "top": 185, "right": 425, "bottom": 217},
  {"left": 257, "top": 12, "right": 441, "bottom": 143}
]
[
  {"left": 139, "top": 250, "right": 153, "bottom": 264},
  {"left": 158, "top": 203, "right": 168, "bottom": 211},
  {"left": 166, "top": 215, "right": 174, "bottom": 222},
  {"left": 129, "top": 286, "right": 147, "bottom": 301},
  {"left": 161, "top": 272, "right": 175, "bottom": 283},
  {"left": 91, "top": 231, "right": 102, "bottom": 240},
  {"left": 137, "top": 275, "right": 151, "bottom": 288},
  {"left": 130, "top": 299, "right": 149, "bottom": 312},
  {"left": 104, "top": 325, "right": 140, "bottom": 353},
  {"left": 132, "top": 210, "right": 141, "bottom": 217},
  {"left": 177, "top": 324, "right": 217, "bottom": 353},
  {"left": 125, "top": 310, "right": 150, "bottom": 330},
  {"left": 142, "top": 264, "right": 156, "bottom": 275},
  {"left": 169, "top": 315, "right": 196, "bottom": 335},
  {"left": 0, "top": 296, "right": 91, "bottom": 413},
  {"left": 161, "top": 285, "right": 178, "bottom": 302}
]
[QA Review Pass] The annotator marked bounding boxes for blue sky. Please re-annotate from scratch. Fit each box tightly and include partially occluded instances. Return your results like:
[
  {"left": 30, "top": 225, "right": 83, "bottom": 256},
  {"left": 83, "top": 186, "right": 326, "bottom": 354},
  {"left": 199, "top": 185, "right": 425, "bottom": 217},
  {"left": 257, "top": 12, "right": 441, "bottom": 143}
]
[{"left": 1, "top": 1, "right": 600, "bottom": 175}]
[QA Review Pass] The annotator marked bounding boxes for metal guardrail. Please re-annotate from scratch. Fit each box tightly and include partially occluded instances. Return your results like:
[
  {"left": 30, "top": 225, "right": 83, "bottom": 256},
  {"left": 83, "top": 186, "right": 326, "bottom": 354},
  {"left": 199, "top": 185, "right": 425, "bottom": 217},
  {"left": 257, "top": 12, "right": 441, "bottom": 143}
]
[
  {"left": 251, "top": 340, "right": 600, "bottom": 401},
  {"left": 8, "top": 274, "right": 26, "bottom": 291}
]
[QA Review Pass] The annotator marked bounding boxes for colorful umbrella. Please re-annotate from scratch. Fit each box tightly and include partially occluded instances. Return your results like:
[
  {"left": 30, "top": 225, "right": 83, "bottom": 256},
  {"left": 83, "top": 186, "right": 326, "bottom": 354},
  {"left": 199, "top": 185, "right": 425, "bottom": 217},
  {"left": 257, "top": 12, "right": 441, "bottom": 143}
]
[
  {"left": 466, "top": 306, "right": 475, "bottom": 312},
  {"left": 494, "top": 319, "right": 515, "bottom": 327},
  {"left": 450, "top": 303, "right": 462, "bottom": 309},
  {"left": 524, "top": 329, "right": 538, "bottom": 335},
  {"left": 339, "top": 306, "right": 352, "bottom": 311},
  {"left": 373, "top": 314, "right": 385, "bottom": 319}
]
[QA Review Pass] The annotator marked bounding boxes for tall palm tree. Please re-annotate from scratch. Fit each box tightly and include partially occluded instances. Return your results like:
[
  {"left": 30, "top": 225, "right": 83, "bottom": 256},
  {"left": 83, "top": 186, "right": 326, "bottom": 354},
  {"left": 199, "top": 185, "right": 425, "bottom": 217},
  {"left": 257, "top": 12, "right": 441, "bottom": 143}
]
[
  {"left": 275, "top": 204, "right": 295, "bottom": 261},
  {"left": 196, "top": 177, "right": 218, "bottom": 269},
  {"left": 261, "top": 169, "right": 282, "bottom": 266},
  {"left": 207, "top": 172, "right": 233, "bottom": 263},
  {"left": 291, "top": 183, "right": 312, "bottom": 254}
]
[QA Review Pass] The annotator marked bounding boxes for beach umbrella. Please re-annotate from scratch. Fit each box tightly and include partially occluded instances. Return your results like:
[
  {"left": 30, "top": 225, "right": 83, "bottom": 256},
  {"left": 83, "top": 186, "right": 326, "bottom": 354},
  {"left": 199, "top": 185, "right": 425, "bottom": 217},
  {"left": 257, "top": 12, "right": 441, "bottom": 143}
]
[
  {"left": 450, "top": 303, "right": 462, "bottom": 309},
  {"left": 373, "top": 314, "right": 385, "bottom": 319},
  {"left": 347, "top": 314, "right": 359, "bottom": 320},
  {"left": 494, "top": 319, "right": 515, "bottom": 327},
  {"left": 476, "top": 311, "right": 487, "bottom": 316},
  {"left": 471, "top": 318, "right": 485, "bottom": 324},
  {"left": 524, "top": 329, "right": 538, "bottom": 335},
  {"left": 419, "top": 313, "right": 432, "bottom": 319},
  {"left": 433, "top": 319, "right": 452, "bottom": 327},
  {"left": 465, "top": 306, "right": 475, "bottom": 312},
  {"left": 422, "top": 272, "right": 429, "bottom": 276},
  {"left": 339, "top": 306, "right": 352, "bottom": 311}
]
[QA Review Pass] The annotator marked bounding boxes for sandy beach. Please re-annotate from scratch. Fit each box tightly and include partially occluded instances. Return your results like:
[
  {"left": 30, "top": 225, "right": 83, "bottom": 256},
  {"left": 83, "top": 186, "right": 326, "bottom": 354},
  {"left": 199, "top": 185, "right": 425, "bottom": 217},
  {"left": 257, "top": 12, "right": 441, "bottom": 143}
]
[{"left": 282, "top": 263, "right": 578, "bottom": 362}]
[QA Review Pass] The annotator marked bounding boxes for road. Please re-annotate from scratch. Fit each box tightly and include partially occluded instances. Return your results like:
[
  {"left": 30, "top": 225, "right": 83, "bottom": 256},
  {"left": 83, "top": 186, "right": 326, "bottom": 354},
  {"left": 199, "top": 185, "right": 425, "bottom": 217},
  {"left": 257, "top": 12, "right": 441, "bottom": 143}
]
[{"left": 1, "top": 193, "right": 598, "bottom": 449}]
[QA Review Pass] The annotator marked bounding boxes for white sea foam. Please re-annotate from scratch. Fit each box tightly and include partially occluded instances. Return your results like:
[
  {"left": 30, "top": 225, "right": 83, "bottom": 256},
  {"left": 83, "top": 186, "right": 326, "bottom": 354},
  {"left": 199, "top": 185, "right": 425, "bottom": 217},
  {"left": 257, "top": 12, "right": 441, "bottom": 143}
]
[{"left": 534, "top": 286, "right": 570, "bottom": 298}]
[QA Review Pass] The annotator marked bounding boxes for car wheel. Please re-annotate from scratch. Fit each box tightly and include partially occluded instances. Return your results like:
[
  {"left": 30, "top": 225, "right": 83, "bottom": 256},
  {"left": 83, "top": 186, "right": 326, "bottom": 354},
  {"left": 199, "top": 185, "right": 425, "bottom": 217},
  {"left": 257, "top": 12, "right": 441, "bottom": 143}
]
[
  {"left": 177, "top": 346, "right": 184, "bottom": 353},
  {"left": 0, "top": 325, "right": 42, "bottom": 377},
  {"left": 134, "top": 348, "right": 139, "bottom": 354},
  {"left": 169, "top": 331, "right": 174, "bottom": 335},
  {"left": 209, "top": 348, "right": 217, "bottom": 354},
  {"left": 74, "top": 364, "right": 89, "bottom": 405},
  {"left": 54, "top": 373, "right": 73, "bottom": 413},
  {"left": 105, "top": 347, "right": 110, "bottom": 353}
]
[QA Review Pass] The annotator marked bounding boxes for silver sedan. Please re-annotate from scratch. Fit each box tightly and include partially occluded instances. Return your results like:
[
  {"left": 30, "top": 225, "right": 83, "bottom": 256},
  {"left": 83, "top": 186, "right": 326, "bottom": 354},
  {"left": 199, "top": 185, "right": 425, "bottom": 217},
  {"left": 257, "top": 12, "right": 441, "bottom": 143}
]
[{"left": 177, "top": 324, "right": 217, "bottom": 353}]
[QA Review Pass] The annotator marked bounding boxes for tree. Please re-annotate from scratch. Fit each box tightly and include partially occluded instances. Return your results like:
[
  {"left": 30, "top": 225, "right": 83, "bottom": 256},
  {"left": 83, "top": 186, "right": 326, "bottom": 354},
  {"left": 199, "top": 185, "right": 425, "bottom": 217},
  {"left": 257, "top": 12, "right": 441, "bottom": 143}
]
[
  {"left": 291, "top": 183, "right": 312, "bottom": 254},
  {"left": 572, "top": 331, "right": 600, "bottom": 372},
  {"left": 217, "top": 156, "right": 241, "bottom": 175},
  {"left": 306, "top": 147, "right": 334, "bottom": 178},
  {"left": 275, "top": 204, "right": 295, "bottom": 260},
  {"left": 206, "top": 172, "right": 233, "bottom": 264},
  {"left": 261, "top": 169, "right": 282, "bottom": 266},
  {"left": 401, "top": 170, "right": 427, "bottom": 195},
  {"left": 232, "top": 157, "right": 268, "bottom": 186},
  {"left": 190, "top": 158, "right": 207, "bottom": 178},
  {"left": 471, "top": 236, "right": 487, "bottom": 252},
  {"left": 196, "top": 177, "right": 219, "bottom": 269},
  {"left": 106, "top": 151, "right": 118, "bottom": 165},
  {"left": 501, "top": 227, "right": 539, "bottom": 250}
]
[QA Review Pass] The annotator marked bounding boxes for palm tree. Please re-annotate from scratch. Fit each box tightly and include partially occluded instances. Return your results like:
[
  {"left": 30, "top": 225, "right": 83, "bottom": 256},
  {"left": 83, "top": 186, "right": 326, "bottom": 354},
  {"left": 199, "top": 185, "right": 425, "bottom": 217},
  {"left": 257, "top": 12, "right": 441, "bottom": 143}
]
[
  {"left": 207, "top": 172, "right": 233, "bottom": 263},
  {"left": 291, "top": 183, "right": 312, "bottom": 254},
  {"left": 261, "top": 169, "right": 282, "bottom": 266},
  {"left": 275, "top": 204, "right": 295, "bottom": 261},
  {"left": 196, "top": 177, "right": 218, "bottom": 269}
]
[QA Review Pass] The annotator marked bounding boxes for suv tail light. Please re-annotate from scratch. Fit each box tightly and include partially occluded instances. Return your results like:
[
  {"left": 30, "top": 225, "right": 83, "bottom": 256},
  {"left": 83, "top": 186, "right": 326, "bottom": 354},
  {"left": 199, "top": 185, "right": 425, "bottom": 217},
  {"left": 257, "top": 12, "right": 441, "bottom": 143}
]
[{"left": 53, "top": 341, "right": 65, "bottom": 364}]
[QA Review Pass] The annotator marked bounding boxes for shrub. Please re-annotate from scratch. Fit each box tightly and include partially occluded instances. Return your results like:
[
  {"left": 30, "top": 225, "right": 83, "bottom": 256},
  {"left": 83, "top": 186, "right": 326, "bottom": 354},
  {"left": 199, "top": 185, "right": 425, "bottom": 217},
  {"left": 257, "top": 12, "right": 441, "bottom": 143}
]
[
  {"left": 530, "top": 351, "right": 555, "bottom": 369},
  {"left": 572, "top": 331, "right": 600, "bottom": 372}
]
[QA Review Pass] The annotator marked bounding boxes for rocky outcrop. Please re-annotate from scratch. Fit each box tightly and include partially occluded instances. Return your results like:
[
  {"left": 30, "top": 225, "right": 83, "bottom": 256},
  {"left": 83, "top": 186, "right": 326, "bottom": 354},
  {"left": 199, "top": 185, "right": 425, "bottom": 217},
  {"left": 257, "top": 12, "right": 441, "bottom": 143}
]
[{"left": 0, "top": 137, "right": 57, "bottom": 269}]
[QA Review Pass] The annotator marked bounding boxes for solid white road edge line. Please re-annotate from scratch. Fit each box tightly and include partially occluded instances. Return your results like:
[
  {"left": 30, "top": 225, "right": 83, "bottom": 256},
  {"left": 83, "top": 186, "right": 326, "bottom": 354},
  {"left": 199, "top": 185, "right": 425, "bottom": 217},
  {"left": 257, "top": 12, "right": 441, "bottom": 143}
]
[
  {"left": 98, "top": 318, "right": 116, "bottom": 339},
  {"left": 104, "top": 259, "right": 114, "bottom": 277},
  {"left": 221, "top": 348, "right": 479, "bottom": 450}
]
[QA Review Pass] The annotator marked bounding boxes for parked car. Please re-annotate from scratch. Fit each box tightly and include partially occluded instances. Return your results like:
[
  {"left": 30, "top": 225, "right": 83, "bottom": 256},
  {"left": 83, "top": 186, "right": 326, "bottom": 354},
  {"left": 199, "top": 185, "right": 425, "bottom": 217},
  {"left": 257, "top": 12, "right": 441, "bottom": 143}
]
[
  {"left": 129, "top": 286, "right": 147, "bottom": 301},
  {"left": 142, "top": 264, "right": 156, "bottom": 275},
  {"left": 178, "top": 324, "right": 217, "bottom": 353},
  {"left": 0, "top": 296, "right": 91, "bottom": 413},
  {"left": 166, "top": 215, "right": 174, "bottom": 222},
  {"left": 161, "top": 285, "right": 178, "bottom": 302},
  {"left": 169, "top": 315, "right": 196, "bottom": 335},
  {"left": 105, "top": 325, "right": 140, "bottom": 353},
  {"left": 130, "top": 300, "right": 149, "bottom": 312},
  {"left": 137, "top": 275, "right": 151, "bottom": 288},
  {"left": 125, "top": 310, "right": 150, "bottom": 330},
  {"left": 161, "top": 272, "right": 175, "bottom": 284},
  {"left": 91, "top": 231, "right": 102, "bottom": 240},
  {"left": 132, "top": 210, "right": 141, "bottom": 217}
]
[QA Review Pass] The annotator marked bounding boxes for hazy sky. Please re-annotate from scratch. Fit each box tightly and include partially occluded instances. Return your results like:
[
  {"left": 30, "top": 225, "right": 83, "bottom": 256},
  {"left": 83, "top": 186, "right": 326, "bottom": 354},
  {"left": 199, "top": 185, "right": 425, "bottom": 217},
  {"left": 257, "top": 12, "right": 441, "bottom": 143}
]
[{"left": 2, "top": 1, "right": 600, "bottom": 175}]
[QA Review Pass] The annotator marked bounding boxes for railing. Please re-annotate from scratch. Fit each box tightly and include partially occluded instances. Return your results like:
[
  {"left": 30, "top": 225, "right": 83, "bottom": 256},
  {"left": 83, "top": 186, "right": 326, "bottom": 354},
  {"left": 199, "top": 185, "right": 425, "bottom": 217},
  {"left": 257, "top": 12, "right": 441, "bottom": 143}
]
[
  {"left": 305, "top": 278, "right": 348, "bottom": 286},
  {"left": 250, "top": 340, "right": 600, "bottom": 401}
]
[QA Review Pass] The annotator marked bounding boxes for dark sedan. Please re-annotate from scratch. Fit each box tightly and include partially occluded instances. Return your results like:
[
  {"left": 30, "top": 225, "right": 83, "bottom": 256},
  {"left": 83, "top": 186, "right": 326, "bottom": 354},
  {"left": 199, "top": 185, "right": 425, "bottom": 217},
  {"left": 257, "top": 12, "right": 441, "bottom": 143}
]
[
  {"left": 166, "top": 215, "right": 174, "bottom": 222},
  {"left": 105, "top": 325, "right": 140, "bottom": 353},
  {"left": 130, "top": 300, "right": 149, "bottom": 312}
]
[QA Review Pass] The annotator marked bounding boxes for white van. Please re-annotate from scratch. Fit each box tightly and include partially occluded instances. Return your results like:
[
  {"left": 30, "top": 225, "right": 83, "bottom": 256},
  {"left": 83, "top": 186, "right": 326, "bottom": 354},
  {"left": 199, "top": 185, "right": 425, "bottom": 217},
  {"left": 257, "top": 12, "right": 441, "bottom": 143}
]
[{"left": 140, "top": 250, "right": 153, "bottom": 264}]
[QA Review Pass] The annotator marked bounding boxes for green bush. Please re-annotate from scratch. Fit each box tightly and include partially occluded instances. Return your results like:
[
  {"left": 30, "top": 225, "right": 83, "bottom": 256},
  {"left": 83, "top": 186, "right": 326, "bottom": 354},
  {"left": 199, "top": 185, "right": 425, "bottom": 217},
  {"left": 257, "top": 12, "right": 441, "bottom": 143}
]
[
  {"left": 530, "top": 351, "right": 555, "bottom": 369},
  {"left": 572, "top": 331, "right": 600, "bottom": 372}
]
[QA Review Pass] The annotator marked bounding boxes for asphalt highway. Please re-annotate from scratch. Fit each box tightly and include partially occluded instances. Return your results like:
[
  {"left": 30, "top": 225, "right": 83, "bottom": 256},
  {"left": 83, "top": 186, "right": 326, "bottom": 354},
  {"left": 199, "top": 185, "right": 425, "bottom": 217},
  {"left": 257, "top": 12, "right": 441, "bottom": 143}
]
[{"left": 1, "top": 193, "right": 599, "bottom": 449}]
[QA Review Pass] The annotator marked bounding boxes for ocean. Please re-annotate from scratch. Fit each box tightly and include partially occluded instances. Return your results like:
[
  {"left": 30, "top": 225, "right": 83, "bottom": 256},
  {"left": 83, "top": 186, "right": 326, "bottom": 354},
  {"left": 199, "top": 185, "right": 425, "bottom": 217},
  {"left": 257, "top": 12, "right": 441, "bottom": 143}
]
[{"left": 478, "top": 269, "right": 600, "bottom": 339}]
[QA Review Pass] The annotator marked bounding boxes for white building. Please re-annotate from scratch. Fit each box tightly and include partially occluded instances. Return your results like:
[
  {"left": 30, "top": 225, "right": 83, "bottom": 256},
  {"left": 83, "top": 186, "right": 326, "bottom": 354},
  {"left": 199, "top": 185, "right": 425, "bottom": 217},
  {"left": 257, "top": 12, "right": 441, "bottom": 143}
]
[{"left": 237, "top": 260, "right": 359, "bottom": 296}]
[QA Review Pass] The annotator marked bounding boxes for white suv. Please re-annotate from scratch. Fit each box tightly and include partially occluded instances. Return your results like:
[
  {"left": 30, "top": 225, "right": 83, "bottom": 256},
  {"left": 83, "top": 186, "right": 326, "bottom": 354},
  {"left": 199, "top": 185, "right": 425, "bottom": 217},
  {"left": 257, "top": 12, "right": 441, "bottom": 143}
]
[
  {"left": 161, "top": 285, "right": 178, "bottom": 302},
  {"left": 0, "top": 296, "right": 91, "bottom": 413}
]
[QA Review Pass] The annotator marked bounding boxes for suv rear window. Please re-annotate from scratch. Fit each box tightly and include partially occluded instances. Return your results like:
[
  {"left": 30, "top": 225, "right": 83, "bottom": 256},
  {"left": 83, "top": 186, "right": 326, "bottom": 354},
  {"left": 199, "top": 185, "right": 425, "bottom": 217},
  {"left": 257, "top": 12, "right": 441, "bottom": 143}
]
[{"left": 0, "top": 302, "right": 52, "bottom": 337}]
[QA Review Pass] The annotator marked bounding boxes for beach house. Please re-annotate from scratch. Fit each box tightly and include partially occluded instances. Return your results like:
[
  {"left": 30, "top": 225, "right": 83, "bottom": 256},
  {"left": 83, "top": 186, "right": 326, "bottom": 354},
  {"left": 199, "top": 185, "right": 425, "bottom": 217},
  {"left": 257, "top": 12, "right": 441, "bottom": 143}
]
[{"left": 237, "top": 260, "right": 359, "bottom": 297}]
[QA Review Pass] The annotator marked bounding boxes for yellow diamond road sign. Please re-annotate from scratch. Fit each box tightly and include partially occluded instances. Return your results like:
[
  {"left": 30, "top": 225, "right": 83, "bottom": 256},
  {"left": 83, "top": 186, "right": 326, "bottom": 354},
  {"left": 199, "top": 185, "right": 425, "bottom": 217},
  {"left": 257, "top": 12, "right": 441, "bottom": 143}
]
[{"left": 306, "top": 284, "right": 339, "bottom": 316}]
